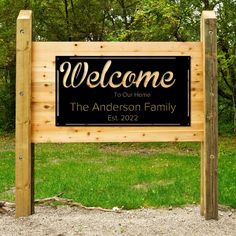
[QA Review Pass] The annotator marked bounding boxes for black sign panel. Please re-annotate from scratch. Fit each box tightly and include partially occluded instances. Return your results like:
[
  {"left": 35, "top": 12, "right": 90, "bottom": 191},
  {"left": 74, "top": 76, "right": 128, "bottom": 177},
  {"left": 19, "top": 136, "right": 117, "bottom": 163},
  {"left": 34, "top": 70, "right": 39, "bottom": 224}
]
[{"left": 56, "top": 56, "right": 191, "bottom": 126}]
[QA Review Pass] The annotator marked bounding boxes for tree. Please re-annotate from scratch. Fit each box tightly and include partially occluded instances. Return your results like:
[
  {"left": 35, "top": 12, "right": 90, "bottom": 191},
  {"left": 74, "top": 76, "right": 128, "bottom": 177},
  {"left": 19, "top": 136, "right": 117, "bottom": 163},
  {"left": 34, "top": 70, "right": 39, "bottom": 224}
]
[
  {"left": 33, "top": 0, "right": 113, "bottom": 41},
  {"left": 216, "top": 0, "right": 236, "bottom": 132},
  {"left": 32, "top": 0, "right": 138, "bottom": 41},
  {"left": 120, "top": 0, "right": 236, "bottom": 133},
  {"left": 0, "top": 0, "right": 32, "bottom": 131}
]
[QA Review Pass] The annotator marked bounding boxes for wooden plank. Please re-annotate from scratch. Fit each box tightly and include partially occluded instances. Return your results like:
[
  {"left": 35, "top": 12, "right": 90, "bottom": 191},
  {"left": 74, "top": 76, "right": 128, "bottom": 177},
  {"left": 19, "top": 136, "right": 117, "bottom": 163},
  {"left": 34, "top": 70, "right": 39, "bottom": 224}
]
[
  {"left": 15, "top": 10, "right": 33, "bottom": 217},
  {"left": 32, "top": 129, "right": 203, "bottom": 143},
  {"left": 201, "top": 11, "right": 218, "bottom": 220},
  {"left": 31, "top": 41, "right": 204, "bottom": 143},
  {"left": 32, "top": 41, "right": 202, "bottom": 53},
  {"left": 32, "top": 42, "right": 203, "bottom": 73}
]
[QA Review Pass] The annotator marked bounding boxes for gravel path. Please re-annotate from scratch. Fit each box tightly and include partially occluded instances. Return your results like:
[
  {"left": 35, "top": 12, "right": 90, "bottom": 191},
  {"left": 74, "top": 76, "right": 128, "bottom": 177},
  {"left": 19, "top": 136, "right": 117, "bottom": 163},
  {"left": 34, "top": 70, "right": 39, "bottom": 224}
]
[{"left": 0, "top": 205, "right": 235, "bottom": 236}]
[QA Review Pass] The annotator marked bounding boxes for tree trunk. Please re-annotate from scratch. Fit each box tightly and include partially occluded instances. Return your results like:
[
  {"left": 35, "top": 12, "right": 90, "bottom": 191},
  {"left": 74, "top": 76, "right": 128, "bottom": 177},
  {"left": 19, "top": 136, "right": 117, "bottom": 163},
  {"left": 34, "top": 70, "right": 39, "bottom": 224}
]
[{"left": 64, "top": 0, "right": 71, "bottom": 41}]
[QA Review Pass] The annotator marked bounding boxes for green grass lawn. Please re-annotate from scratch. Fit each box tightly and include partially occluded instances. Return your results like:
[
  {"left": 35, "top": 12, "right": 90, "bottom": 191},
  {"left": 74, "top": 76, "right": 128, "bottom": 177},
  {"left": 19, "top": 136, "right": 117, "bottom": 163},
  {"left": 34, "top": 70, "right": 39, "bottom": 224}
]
[{"left": 0, "top": 134, "right": 235, "bottom": 209}]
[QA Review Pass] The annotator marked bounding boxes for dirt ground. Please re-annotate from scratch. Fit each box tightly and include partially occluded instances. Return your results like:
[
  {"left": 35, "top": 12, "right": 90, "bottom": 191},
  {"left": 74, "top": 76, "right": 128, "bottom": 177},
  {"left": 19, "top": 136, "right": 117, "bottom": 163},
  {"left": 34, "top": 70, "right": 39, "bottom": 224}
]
[{"left": 0, "top": 205, "right": 236, "bottom": 236}]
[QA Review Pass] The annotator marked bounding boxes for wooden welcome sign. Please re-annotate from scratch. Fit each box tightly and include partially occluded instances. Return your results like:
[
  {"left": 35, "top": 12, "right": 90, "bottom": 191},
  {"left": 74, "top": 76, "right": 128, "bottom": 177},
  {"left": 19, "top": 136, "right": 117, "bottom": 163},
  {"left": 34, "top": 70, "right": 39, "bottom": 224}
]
[{"left": 15, "top": 10, "right": 218, "bottom": 219}]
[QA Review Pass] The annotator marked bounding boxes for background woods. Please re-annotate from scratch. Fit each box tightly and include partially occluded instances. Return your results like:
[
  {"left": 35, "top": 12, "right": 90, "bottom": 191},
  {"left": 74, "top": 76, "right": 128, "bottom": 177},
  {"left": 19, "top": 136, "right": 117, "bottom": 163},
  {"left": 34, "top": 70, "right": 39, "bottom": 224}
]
[{"left": 0, "top": 0, "right": 235, "bottom": 133}]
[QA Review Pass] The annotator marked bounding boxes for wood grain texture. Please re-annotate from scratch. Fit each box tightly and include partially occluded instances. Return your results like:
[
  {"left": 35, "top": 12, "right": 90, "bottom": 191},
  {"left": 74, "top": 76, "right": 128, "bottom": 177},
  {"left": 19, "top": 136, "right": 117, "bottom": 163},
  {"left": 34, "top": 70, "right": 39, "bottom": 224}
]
[
  {"left": 31, "top": 42, "right": 204, "bottom": 143},
  {"left": 15, "top": 10, "right": 33, "bottom": 217},
  {"left": 201, "top": 11, "right": 218, "bottom": 220}
]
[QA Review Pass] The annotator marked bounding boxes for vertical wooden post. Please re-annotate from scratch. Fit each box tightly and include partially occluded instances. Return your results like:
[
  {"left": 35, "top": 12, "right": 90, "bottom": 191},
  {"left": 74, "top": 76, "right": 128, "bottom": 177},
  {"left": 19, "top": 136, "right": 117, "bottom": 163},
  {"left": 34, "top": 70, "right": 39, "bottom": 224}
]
[
  {"left": 200, "top": 141, "right": 205, "bottom": 216},
  {"left": 201, "top": 11, "right": 218, "bottom": 220},
  {"left": 16, "top": 10, "right": 33, "bottom": 217}
]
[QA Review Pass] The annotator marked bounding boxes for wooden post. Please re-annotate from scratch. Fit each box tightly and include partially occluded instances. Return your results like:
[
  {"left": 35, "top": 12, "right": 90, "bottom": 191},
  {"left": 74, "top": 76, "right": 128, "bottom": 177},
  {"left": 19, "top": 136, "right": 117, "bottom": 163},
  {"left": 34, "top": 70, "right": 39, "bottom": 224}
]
[
  {"left": 15, "top": 10, "right": 33, "bottom": 217},
  {"left": 201, "top": 11, "right": 218, "bottom": 220},
  {"left": 200, "top": 141, "right": 205, "bottom": 216}
]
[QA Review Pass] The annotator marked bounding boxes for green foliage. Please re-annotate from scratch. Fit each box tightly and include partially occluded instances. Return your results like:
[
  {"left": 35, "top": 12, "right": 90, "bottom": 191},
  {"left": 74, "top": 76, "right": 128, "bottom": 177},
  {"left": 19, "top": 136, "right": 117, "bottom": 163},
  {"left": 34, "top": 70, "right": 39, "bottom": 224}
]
[
  {"left": 219, "top": 96, "right": 235, "bottom": 135},
  {"left": 0, "top": 135, "right": 15, "bottom": 201},
  {"left": 0, "top": 79, "right": 15, "bottom": 131},
  {"left": 33, "top": 0, "right": 108, "bottom": 41},
  {"left": 0, "top": 0, "right": 29, "bottom": 131},
  {"left": 217, "top": 0, "right": 236, "bottom": 133},
  {"left": 0, "top": 0, "right": 235, "bottom": 132},
  {"left": 122, "top": 0, "right": 200, "bottom": 41}
]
